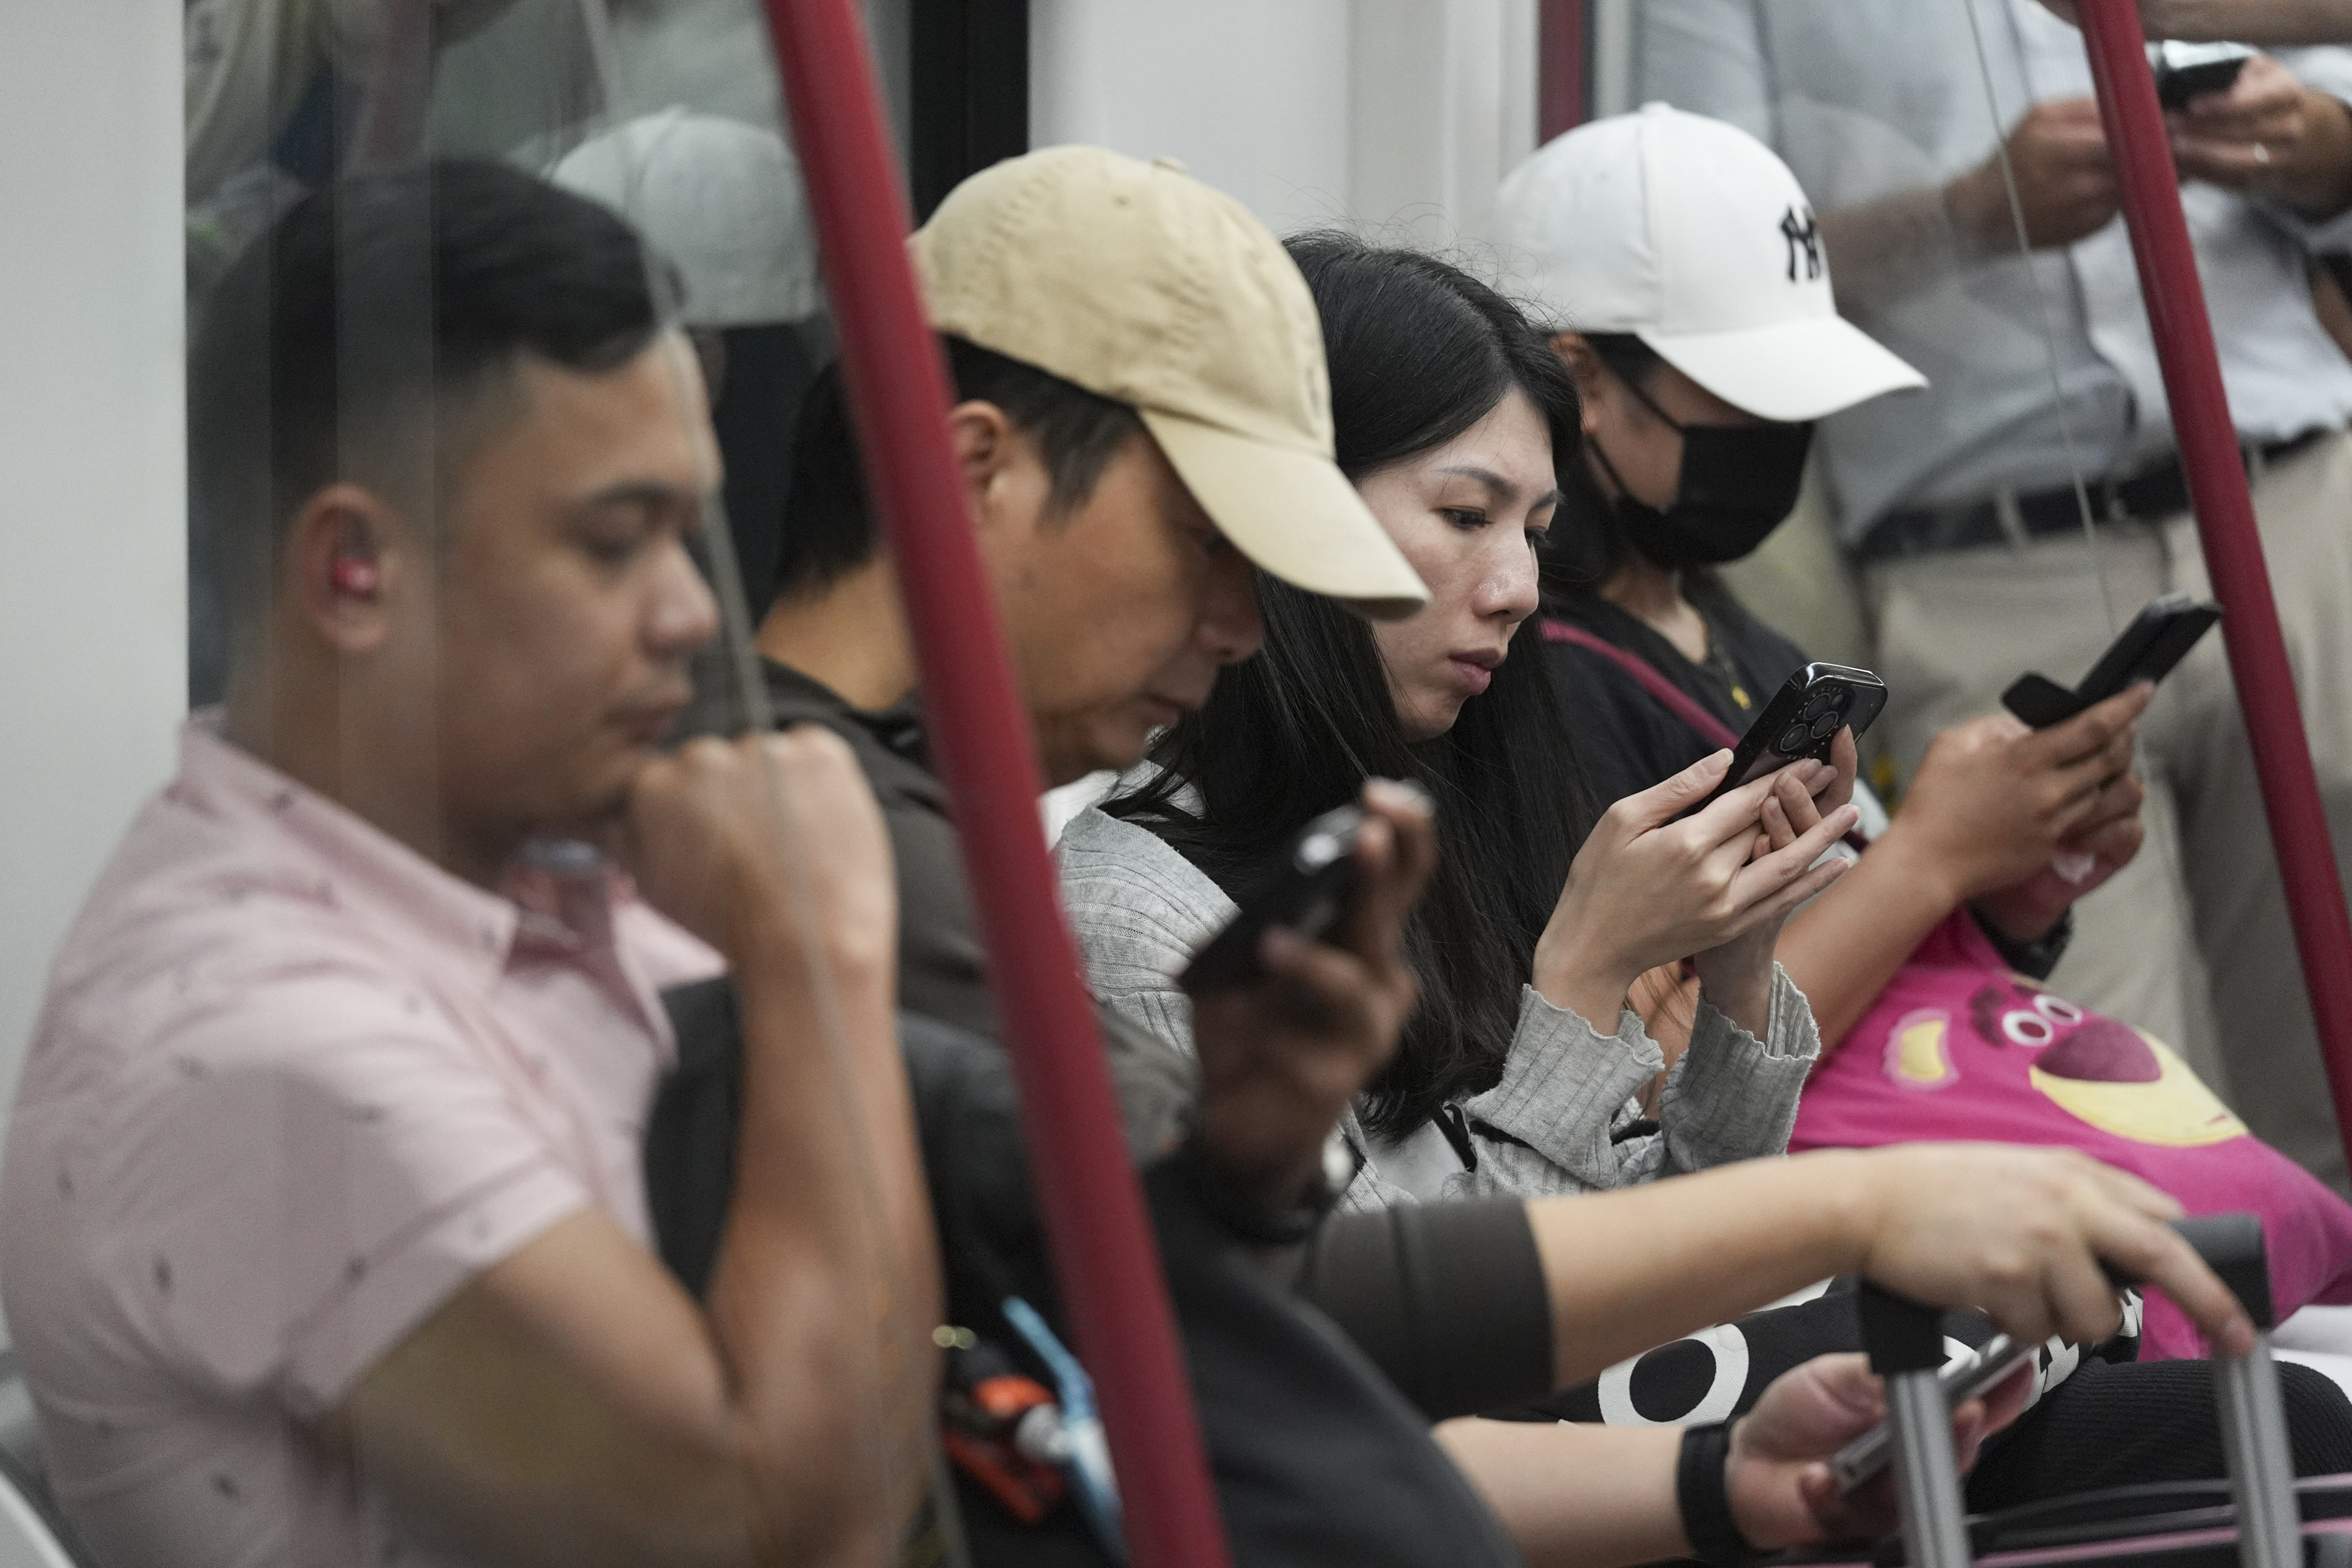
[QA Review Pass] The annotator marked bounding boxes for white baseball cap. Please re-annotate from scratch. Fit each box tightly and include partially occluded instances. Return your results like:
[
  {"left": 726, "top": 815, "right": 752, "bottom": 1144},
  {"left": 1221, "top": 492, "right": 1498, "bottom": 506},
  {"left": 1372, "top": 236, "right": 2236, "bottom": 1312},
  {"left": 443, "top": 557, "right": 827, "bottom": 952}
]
[
  {"left": 552, "top": 109, "right": 822, "bottom": 328},
  {"left": 1493, "top": 102, "right": 1925, "bottom": 423}
]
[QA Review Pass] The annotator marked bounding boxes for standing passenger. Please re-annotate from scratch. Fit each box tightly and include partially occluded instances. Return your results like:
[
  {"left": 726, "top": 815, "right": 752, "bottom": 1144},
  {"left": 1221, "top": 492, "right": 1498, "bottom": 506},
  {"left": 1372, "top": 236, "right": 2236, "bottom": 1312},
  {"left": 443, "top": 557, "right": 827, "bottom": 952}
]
[{"left": 1640, "top": 0, "right": 2352, "bottom": 1191}]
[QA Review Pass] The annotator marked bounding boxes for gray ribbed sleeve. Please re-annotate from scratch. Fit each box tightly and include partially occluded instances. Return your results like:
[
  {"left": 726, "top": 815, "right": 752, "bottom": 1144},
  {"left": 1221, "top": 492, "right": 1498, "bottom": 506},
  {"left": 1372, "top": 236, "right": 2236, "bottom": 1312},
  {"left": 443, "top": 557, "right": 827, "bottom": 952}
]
[{"left": 1056, "top": 804, "right": 1820, "bottom": 1210}]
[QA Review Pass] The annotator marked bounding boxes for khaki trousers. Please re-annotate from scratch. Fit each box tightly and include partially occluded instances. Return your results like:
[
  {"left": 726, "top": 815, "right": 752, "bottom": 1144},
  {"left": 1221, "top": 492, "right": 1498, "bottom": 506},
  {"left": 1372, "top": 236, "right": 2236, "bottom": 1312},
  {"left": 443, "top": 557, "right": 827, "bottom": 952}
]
[{"left": 1861, "top": 431, "right": 2352, "bottom": 1194}]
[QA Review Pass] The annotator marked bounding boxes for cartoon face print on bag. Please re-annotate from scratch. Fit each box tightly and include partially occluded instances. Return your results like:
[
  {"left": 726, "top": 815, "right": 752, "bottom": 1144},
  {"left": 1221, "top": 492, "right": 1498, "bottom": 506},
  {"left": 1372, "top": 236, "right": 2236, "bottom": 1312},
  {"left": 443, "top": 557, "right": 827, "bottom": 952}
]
[{"left": 1884, "top": 977, "right": 2247, "bottom": 1149}]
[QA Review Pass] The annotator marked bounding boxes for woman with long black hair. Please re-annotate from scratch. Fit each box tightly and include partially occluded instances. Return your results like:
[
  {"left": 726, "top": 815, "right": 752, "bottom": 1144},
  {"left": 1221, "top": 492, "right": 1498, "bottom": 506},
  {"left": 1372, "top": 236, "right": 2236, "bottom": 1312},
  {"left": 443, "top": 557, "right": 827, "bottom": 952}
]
[
  {"left": 1057, "top": 233, "right": 1859, "bottom": 1208},
  {"left": 1052, "top": 132, "right": 2352, "bottom": 1516}
]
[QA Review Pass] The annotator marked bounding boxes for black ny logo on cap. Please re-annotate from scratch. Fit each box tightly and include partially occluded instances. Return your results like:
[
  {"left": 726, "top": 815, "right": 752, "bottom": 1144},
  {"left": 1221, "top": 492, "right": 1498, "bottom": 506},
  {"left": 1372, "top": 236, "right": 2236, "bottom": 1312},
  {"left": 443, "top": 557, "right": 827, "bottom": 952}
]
[{"left": 1780, "top": 204, "right": 1822, "bottom": 283}]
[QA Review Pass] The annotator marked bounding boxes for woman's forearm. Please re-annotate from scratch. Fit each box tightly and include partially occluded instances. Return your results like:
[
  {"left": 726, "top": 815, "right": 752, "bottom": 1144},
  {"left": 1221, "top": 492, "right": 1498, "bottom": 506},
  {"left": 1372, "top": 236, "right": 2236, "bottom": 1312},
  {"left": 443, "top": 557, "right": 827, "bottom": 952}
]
[
  {"left": 1438, "top": 1420, "right": 1686, "bottom": 1568},
  {"left": 1771, "top": 833, "right": 1957, "bottom": 1049}
]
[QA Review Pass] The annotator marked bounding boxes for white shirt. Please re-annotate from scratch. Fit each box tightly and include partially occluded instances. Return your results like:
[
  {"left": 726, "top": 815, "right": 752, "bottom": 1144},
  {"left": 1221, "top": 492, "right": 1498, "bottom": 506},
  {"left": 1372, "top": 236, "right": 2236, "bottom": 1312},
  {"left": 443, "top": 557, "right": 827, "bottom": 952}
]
[{"left": 1637, "top": 0, "right": 2352, "bottom": 539}]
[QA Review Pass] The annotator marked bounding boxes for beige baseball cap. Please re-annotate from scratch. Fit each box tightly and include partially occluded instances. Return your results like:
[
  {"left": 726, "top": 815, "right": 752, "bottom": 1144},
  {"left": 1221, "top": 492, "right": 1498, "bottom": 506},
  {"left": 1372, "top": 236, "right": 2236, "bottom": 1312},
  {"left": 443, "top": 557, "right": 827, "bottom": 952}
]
[{"left": 912, "top": 146, "right": 1429, "bottom": 619}]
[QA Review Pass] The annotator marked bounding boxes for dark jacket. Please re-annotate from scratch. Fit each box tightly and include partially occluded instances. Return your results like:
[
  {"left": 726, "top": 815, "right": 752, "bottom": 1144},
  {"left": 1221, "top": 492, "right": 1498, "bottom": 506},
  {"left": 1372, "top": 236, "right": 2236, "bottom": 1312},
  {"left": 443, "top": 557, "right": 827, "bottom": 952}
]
[{"left": 647, "top": 660, "right": 1544, "bottom": 1566}]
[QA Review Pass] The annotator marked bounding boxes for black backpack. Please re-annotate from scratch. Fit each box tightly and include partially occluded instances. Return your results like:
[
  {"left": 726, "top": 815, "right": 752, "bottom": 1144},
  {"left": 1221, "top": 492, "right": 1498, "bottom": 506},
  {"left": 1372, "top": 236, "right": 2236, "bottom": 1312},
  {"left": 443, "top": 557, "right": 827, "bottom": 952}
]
[{"left": 645, "top": 982, "right": 1525, "bottom": 1568}]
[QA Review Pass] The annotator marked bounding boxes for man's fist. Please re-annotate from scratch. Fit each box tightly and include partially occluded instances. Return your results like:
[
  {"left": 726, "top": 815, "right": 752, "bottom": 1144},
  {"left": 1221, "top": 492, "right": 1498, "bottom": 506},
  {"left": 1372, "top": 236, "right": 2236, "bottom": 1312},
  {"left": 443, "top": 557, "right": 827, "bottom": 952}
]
[{"left": 620, "top": 728, "right": 895, "bottom": 978}]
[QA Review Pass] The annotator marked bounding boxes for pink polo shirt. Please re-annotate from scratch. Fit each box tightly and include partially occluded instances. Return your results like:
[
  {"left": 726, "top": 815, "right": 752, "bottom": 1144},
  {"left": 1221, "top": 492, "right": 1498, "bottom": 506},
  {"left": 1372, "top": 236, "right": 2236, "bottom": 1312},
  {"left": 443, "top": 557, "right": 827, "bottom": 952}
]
[{"left": 0, "top": 719, "right": 721, "bottom": 1567}]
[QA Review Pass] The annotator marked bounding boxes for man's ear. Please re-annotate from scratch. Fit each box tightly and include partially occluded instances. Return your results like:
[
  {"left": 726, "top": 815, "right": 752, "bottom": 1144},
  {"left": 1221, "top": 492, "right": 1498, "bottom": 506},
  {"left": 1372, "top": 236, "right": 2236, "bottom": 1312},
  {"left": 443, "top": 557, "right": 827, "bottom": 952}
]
[
  {"left": 284, "top": 483, "right": 410, "bottom": 656},
  {"left": 947, "top": 398, "right": 1022, "bottom": 535}
]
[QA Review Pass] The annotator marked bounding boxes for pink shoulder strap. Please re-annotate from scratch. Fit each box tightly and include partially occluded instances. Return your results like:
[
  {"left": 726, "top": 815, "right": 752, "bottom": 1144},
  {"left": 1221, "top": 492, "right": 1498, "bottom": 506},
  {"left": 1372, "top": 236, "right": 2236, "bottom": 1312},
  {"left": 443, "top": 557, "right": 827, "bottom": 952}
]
[
  {"left": 1542, "top": 617, "right": 1742, "bottom": 751},
  {"left": 1542, "top": 616, "right": 1875, "bottom": 853}
]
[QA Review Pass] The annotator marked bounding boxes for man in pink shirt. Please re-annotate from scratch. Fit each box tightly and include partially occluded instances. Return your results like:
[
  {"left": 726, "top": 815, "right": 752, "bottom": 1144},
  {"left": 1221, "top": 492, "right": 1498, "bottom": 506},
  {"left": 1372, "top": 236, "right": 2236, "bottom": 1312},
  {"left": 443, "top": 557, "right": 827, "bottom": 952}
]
[{"left": 0, "top": 161, "right": 939, "bottom": 1567}]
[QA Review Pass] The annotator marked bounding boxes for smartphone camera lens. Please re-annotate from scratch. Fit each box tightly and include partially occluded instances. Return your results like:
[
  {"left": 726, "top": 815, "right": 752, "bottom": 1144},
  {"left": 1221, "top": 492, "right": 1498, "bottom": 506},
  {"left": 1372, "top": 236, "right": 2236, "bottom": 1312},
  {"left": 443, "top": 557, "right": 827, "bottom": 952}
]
[
  {"left": 1810, "top": 709, "right": 1842, "bottom": 739},
  {"left": 1778, "top": 723, "right": 1812, "bottom": 755},
  {"left": 1799, "top": 692, "right": 1831, "bottom": 723}
]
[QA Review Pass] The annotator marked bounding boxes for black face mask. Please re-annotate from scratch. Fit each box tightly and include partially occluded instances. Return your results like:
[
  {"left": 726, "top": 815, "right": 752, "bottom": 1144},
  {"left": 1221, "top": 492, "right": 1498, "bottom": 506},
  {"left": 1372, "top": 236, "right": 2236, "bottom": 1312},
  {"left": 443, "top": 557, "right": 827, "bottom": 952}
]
[{"left": 1586, "top": 373, "right": 1814, "bottom": 569}]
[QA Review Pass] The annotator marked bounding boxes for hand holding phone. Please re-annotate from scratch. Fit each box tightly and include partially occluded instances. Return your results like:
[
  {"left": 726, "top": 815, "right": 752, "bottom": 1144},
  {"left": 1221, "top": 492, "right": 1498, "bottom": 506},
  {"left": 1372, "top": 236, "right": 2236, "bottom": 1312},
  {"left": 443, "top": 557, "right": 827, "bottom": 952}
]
[
  {"left": 1685, "top": 663, "right": 1888, "bottom": 818},
  {"left": 2002, "top": 593, "right": 2221, "bottom": 729},
  {"left": 1179, "top": 783, "right": 1438, "bottom": 1211},
  {"left": 1181, "top": 804, "right": 1366, "bottom": 992},
  {"left": 1829, "top": 1333, "right": 2040, "bottom": 1493},
  {"left": 1536, "top": 750, "right": 1860, "bottom": 1027}
]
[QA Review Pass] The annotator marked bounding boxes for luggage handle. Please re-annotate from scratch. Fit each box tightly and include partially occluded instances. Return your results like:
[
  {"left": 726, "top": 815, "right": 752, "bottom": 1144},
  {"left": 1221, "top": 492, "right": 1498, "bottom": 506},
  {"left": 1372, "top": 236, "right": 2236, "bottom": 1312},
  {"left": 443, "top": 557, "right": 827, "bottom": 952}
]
[{"left": 1856, "top": 1213, "right": 2295, "bottom": 1568}]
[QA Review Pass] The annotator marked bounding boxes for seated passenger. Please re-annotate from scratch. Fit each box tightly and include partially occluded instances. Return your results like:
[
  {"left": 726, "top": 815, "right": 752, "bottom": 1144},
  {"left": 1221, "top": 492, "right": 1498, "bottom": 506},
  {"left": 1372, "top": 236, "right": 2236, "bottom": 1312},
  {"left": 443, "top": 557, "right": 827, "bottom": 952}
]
[
  {"left": 1501, "top": 105, "right": 2352, "bottom": 1359},
  {"left": 1056, "top": 234, "right": 1852, "bottom": 1206},
  {"left": 679, "top": 148, "right": 2316, "bottom": 1556},
  {"left": 1040, "top": 220, "right": 2352, "bottom": 1504},
  {"left": 0, "top": 162, "right": 943, "bottom": 1567}
]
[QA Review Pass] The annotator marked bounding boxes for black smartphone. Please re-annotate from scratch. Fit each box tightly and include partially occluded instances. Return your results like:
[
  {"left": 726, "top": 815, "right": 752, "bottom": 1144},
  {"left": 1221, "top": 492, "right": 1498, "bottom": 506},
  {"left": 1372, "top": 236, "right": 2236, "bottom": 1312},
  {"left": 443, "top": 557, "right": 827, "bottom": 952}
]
[
  {"left": 1829, "top": 1333, "right": 2038, "bottom": 1493},
  {"left": 1179, "top": 804, "right": 1365, "bottom": 992},
  {"left": 1685, "top": 662, "right": 1889, "bottom": 816},
  {"left": 2153, "top": 41, "right": 2254, "bottom": 110},
  {"left": 2000, "top": 593, "right": 2222, "bottom": 729}
]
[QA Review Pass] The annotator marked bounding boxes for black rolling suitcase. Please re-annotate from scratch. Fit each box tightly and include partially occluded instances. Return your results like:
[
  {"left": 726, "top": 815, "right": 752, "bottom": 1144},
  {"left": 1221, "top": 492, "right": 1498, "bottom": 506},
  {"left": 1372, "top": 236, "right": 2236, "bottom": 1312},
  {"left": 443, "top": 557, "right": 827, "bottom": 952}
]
[{"left": 1841, "top": 1214, "right": 2352, "bottom": 1568}]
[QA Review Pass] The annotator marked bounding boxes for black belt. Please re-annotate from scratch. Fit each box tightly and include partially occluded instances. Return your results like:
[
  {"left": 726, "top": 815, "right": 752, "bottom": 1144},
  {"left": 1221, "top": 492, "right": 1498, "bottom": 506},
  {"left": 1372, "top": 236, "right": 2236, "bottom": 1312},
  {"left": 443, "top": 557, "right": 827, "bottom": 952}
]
[{"left": 1857, "top": 429, "right": 2331, "bottom": 564}]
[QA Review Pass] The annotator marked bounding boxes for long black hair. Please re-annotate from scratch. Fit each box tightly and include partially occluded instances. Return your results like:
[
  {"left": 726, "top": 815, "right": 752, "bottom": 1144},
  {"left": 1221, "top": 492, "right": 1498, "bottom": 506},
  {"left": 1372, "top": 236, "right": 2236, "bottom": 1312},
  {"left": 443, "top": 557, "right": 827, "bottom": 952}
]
[
  {"left": 1109, "top": 233, "right": 1597, "bottom": 1138},
  {"left": 1536, "top": 330, "right": 1739, "bottom": 623},
  {"left": 1537, "top": 331, "right": 1663, "bottom": 596}
]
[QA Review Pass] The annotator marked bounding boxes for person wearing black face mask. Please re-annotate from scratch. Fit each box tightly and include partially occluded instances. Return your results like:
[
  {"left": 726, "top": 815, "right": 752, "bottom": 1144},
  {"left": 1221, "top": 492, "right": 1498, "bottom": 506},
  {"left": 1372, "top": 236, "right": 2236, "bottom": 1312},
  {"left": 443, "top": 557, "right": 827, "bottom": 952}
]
[
  {"left": 1503, "top": 110, "right": 2352, "bottom": 1387},
  {"left": 1578, "top": 351, "right": 1817, "bottom": 572},
  {"left": 1503, "top": 109, "right": 2158, "bottom": 1094},
  {"left": 1543, "top": 327, "right": 1873, "bottom": 799}
]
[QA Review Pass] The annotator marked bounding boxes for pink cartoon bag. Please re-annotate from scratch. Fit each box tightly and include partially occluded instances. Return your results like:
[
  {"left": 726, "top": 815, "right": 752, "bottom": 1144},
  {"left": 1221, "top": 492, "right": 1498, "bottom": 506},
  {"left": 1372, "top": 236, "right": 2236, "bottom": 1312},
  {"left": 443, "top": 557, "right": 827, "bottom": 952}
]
[
  {"left": 1788, "top": 907, "right": 2352, "bottom": 1358},
  {"left": 1539, "top": 618, "right": 2352, "bottom": 1357}
]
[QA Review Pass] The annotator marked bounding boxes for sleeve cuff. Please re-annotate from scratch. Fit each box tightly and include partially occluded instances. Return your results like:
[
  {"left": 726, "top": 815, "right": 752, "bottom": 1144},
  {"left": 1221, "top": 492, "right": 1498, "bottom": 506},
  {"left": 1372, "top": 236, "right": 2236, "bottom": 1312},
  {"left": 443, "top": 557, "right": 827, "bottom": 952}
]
[
  {"left": 1684, "top": 964, "right": 1822, "bottom": 1066},
  {"left": 1454, "top": 989, "right": 1665, "bottom": 1184},
  {"left": 284, "top": 1158, "right": 588, "bottom": 1418},
  {"left": 1664, "top": 966, "right": 1820, "bottom": 1163}
]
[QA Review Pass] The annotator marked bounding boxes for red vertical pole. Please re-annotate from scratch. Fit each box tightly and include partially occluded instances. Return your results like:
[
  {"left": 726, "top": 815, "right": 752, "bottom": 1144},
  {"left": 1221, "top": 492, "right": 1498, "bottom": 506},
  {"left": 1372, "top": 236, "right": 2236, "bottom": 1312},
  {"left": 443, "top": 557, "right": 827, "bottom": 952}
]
[
  {"left": 2075, "top": 0, "right": 2352, "bottom": 1173},
  {"left": 754, "top": 3, "right": 1235, "bottom": 1565},
  {"left": 1539, "top": 0, "right": 1588, "bottom": 142}
]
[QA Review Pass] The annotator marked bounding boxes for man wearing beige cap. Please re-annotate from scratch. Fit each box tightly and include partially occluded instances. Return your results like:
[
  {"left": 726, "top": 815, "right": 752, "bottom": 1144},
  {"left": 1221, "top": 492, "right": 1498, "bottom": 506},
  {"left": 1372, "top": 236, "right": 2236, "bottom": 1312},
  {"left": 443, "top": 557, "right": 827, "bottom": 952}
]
[
  {"left": 728, "top": 143, "right": 1422, "bottom": 1034},
  {"left": 647, "top": 141, "right": 1525, "bottom": 1564}
]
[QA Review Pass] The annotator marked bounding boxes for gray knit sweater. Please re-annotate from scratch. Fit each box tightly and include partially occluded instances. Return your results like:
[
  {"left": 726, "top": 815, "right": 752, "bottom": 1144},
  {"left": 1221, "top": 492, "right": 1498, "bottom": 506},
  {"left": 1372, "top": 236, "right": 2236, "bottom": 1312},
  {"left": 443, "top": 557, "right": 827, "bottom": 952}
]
[{"left": 1056, "top": 804, "right": 1821, "bottom": 1212}]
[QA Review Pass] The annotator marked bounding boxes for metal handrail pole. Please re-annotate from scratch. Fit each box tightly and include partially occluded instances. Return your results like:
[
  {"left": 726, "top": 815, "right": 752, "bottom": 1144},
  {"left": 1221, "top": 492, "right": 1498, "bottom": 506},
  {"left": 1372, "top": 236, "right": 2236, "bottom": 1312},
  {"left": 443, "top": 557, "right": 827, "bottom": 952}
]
[
  {"left": 2076, "top": 0, "right": 2352, "bottom": 1173},
  {"left": 753, "top": 3, "right": 1237, "bottom": 1562}
]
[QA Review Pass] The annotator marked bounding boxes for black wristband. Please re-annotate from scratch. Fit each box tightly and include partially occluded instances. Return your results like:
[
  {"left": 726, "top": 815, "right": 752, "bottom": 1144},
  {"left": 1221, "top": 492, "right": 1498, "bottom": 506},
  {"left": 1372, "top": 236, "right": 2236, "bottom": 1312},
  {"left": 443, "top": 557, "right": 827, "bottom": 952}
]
[
  {"left": 1165, "top": 1131, "right": 1346, "bottom": 1247},
  {"left": 1677, "top": 1423, "right": 1765, "bottom": 1568},
  {"left": 1974, "top": 905, "right": 2073, "bottom": 981}
]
